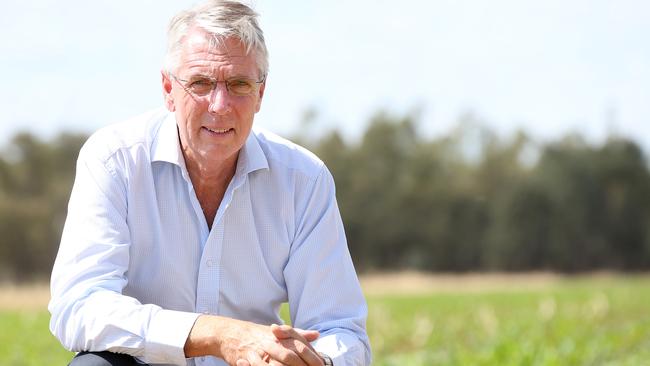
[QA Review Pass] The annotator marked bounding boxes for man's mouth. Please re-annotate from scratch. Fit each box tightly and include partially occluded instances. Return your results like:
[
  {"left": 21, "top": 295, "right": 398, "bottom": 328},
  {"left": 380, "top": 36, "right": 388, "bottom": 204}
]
[{"left": 203, "top": 127, "right": 233, "bottom": 134}]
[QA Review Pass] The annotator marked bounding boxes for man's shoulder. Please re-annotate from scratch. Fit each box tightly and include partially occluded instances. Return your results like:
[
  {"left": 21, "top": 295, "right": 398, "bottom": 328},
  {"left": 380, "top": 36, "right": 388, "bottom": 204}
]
[
  {"left": 252, "top": 127, "right": 324, "bottom": 178},
  {"left": 81, "top": 108, "right": 169, "bottom": 162}
]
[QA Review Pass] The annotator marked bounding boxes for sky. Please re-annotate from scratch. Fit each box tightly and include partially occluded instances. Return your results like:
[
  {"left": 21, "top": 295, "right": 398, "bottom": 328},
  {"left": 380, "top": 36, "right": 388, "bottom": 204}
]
[{"left": 2, "top": 0, "right": 649, "bottom": 150}]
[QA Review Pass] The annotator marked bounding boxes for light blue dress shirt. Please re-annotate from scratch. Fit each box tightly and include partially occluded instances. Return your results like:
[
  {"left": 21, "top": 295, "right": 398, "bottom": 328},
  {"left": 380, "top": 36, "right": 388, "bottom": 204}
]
[{"left": 48, "top": 109, "right": 371, "bottom": 366}]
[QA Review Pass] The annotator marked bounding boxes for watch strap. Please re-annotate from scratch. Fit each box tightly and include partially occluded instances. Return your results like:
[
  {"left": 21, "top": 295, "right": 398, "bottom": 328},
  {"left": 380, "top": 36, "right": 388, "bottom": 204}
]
[{"left": 318, "top": 352, "right": 334, "bottom": 366}]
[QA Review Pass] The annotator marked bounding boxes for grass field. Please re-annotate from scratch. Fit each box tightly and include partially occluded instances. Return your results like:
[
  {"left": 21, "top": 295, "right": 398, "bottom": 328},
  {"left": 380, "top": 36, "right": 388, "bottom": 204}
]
[{"left": 2, "top": 273, "right": 650, "bottom": 365}]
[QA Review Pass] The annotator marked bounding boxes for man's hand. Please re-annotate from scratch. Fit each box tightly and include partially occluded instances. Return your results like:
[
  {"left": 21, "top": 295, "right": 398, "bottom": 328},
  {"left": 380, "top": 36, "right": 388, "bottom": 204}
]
[
  {"left": 184, "top": 315, "right": 323, "bottom": 366},
  {"left": 235, "top": 325, "right": 323, "bottom": 366},
  {"left": 270, "top": 324, "right": 322, "bottom": 365}
]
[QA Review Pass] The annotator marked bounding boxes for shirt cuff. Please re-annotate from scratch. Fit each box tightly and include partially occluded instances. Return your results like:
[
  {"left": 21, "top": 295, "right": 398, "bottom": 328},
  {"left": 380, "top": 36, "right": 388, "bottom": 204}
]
[
  {"left": 312, "top": 333, "right": 347, "bottom": 366},
  {"left": 143, "top": 309, "right": 201, "bottom": 365}
]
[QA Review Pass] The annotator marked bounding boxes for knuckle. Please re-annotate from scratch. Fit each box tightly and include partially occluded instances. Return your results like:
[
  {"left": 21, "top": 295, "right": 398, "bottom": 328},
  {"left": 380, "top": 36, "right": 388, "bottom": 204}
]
[
  {"left": 270, "top": 344, "right": 299, "bottom": 364},
  {"left": 281, "top": 351, "right": 301, "bottom": 364},
  {"left": 294, "top": 340, "right": 308, "bottom": 353}
]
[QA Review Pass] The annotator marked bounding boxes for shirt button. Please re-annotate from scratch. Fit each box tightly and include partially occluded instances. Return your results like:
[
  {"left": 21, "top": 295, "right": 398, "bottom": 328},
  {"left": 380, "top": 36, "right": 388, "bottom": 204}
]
[{"left": 206, "top": 259, "right": 214, "bottom": 267}]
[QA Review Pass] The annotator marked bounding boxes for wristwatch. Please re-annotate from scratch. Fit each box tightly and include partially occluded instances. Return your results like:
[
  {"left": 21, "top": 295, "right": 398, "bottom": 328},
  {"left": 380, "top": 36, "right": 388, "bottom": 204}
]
[{"left": 318, "top": 352, "right": 334, "bottom": 366}]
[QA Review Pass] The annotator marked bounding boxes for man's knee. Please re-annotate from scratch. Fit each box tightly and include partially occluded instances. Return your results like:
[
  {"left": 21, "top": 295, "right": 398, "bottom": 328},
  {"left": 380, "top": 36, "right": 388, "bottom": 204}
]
[{"left": 68, "top": 351, "right": 144, "bottom": 366}]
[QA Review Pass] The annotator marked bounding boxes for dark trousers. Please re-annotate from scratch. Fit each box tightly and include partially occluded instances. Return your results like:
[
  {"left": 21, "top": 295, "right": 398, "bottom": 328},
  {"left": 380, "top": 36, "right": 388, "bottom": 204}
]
[{"left": 69, "top": 351, "right": 148, "bottom": 366}]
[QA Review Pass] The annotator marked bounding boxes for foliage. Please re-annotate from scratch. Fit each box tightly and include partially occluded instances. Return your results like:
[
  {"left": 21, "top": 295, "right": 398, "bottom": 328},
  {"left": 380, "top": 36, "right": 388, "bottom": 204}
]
[
  {"left": 305, "top": 111, "right": 650, "bottom": 272},
  {"left": 0, "top": 132, "right": 87, "bottom": 281}
]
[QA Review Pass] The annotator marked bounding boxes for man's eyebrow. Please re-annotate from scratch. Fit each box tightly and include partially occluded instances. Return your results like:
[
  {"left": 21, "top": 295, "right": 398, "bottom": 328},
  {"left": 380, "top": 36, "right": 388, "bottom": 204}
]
[
  {"left": 228, "top": 73, "right": 257, "bottom": 79},
  {"left": 184, "top": 73, "right": 213, "bottom": 80},
  {"left": 184, "top": 71, "right": 258, "bottom": 80}
]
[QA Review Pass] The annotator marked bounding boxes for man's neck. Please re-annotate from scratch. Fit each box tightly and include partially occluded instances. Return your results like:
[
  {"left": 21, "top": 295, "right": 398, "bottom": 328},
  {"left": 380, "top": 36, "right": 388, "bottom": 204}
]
[
  {"left": 185, "top": 154, "right": 238, "bottom": 188},
  {"left": 183, "top": 151, "right": 239, "bottom": 229}
]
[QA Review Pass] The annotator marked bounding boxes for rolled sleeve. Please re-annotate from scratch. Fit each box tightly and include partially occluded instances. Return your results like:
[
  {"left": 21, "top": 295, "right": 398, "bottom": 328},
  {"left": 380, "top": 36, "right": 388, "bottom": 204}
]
[
  {"left": 49, "top": 136, "right": 199, "bottom": 365},
  {"left": 285, "top": 166, "right": 371, "bottom": 365}
]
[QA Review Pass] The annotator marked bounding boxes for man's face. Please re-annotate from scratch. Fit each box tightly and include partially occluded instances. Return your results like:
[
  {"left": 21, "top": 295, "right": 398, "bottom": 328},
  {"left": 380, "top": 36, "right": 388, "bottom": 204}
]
[{"left": 162, "top": 29, "right": 265, "bottom": 168}]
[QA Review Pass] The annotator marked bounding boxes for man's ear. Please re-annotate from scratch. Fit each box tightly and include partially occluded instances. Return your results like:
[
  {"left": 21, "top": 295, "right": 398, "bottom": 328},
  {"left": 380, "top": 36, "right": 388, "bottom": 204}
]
[
  {"left": 161, "top": 71, "right": 175, "bottom": 112},
  {"left": 254, "top": 80, "right": 266, "bottom": 113}
]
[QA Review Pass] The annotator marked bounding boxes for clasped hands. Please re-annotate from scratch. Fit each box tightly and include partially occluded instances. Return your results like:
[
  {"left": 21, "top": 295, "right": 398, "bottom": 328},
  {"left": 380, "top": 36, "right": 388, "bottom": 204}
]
[{"left": 185, "top": 315, "right": 324, "bottom": 366}]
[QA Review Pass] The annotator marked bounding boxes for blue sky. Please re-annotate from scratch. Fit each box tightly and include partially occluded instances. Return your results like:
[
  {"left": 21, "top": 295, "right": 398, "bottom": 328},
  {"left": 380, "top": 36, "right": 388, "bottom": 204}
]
[{"left": 2, "top": 0, "right": 649, "bottom": 150}]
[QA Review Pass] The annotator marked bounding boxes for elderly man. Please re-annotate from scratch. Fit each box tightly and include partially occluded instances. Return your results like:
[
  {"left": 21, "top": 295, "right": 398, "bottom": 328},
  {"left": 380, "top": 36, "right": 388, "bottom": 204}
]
[{"left": 48, "top": 1, "right": 370, "bottom": 365}]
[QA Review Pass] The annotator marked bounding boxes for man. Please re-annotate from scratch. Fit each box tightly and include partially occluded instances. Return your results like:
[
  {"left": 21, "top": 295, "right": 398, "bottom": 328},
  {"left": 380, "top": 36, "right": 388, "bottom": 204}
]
[{"left": 48, "top": 1, "right": 370, "bottom": 365}]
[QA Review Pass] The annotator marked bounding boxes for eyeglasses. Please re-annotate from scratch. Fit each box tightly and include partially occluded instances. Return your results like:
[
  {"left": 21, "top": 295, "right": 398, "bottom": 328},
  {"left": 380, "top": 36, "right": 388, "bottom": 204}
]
[{"left": 171, "top": 73, "right": 266, "bottom": 98}]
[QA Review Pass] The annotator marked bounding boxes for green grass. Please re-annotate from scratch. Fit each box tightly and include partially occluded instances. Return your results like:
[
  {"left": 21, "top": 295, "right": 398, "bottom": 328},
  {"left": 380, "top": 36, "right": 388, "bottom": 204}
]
[
  {"left": 367, "top": 276, "right": 650, "bottom": 365},
  {"left": 2, "top": 276, "right": 650, "bottom": 365},
  {"left": 0, "top": 311, "right": 74, "bottom": 365}
]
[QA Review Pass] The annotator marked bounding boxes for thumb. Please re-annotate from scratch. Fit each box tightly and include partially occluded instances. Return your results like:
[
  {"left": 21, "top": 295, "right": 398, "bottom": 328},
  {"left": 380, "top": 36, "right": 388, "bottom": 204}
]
[
  {"left": 271, "top": 324, "right": 320, "bottom": 341},
  {"left": 296, "top": 328, "right": 320, "bottom": 342},
  {"left": 270, "top": 323, "right": 292, "bottom": 339}
]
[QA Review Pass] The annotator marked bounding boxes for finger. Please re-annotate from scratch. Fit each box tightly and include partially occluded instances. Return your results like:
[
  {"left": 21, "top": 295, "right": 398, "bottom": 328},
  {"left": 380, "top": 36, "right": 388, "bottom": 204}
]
[
  {"left": 295, "top": 329, "right": 320, "bottom": 342},
  {"left": 246, "top": 349, "right": 270, "bottom": 366},
  {"left": 262, "top": 353, "right": 271, "bottom": 363},
  {"left": 270, "top": 324, "right": 292, "bottom": 339},
  {"left": 271, "top": 325, "right": 318, "bottom": 355},
  {"left": 271, "top": 324, "right": 319, "bottom": 343},
  {"left": 269, "top": 360, "right": 289, "bottom": 366},
  {"left": 277, "top": 338, "right": 322, "bottom": 366},
  {"left": 237, "top": 360, "right": 252, "bottom": 366},
  {"left": 269, "top": 325, "right": 322, "bottom": 365},
  {"left": 263, "top": 341, "right": 306, "bottom": 366}
]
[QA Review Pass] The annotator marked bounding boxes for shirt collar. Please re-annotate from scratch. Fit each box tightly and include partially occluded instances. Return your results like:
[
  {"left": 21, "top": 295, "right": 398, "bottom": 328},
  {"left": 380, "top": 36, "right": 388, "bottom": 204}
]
[
  {"left": 235, "top": 128, "right": 269, "bottom": 177},
  {"left": 151, "top": 112, "right": 184, "bottom": 166},
  {"left": 151, "top": 113, "right": 269, "bottom": 176}
]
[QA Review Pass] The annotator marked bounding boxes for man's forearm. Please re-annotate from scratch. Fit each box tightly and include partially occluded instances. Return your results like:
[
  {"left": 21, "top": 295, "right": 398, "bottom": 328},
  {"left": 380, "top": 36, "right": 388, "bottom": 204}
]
[{"left": 184, "top": 315, "right": 222, "bottom": 358}]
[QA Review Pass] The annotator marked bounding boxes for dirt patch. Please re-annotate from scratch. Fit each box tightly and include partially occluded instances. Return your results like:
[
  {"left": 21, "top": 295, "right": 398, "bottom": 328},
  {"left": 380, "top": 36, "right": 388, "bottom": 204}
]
[
  {"left": 0, "top": 283, "right": 50, "bottom": 311},
  {"left": 0, "top": 272, "right": 629, "bottom": 309},
  {"left": 359, "top": 271, "right": 564, "bottom": 295}
]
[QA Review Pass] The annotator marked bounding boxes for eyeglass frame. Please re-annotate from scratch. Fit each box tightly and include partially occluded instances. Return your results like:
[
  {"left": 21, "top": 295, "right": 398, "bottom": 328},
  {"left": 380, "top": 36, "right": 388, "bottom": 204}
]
[{"left": 169, "top": 73, "right": 267, "bottom": 98}]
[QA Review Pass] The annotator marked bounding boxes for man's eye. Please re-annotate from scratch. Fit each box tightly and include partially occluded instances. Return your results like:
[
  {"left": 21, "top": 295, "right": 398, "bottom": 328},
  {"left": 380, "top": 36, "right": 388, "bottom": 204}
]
[
  {"left": 230, "top": 79, "right": 250, "bottom": 87},
  {"left": 188, "top": 79, "right": 215, "bottom": 94},
  {"left": 227, "top": 79, "right": 254, "bottom": 95},
  {"left": 189, "top": 79, "right": 213, "bottom": 87}
]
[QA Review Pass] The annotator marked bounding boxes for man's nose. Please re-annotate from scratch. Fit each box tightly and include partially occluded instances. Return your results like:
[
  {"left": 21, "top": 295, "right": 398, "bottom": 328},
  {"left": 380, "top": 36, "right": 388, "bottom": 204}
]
[{"left": 207, "top": 83, "right": 231, "bottom": 114}]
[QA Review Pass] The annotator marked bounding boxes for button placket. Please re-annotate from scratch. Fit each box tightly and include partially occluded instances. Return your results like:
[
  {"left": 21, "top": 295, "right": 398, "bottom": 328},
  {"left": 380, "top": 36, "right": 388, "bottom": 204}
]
[
  {"left": 195, "top": 175, "right": 244, "bottom": 317},
  {"left": 195, "top": 218, "right": 227, "bottom": 317}
]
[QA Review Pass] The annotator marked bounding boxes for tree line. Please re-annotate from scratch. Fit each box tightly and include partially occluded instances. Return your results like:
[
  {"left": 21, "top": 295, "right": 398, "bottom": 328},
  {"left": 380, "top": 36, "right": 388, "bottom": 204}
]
[
  {"left": 2, "top": 112, "right": 650, "bottom": 281},
  {"left": 300, "top": 111, "right": 650, "bottom": 273}
]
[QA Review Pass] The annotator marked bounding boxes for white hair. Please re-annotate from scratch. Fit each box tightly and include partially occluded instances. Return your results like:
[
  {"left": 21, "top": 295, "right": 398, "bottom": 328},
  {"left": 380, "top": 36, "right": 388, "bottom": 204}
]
[{"left": 163, "top": 0, "right": 268, "bottom": 77}]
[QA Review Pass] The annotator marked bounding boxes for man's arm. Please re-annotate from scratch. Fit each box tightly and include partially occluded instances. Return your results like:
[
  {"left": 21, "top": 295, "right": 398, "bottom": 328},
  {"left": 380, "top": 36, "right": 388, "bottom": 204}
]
[
  {"left": 48, "top": 141, "right": 201, "bottom": 365},
  {"left": 284, "top": 166, "right": 372, "bottom": 366}
]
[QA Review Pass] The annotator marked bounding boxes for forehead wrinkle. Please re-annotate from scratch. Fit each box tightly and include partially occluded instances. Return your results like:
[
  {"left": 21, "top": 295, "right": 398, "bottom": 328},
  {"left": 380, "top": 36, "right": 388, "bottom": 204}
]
[
  {"left": 180, "top": 30, "right": 258, "bottom": 79},
  {"left": 205, "top": 38, "right": 250, "bottom": 66}
]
